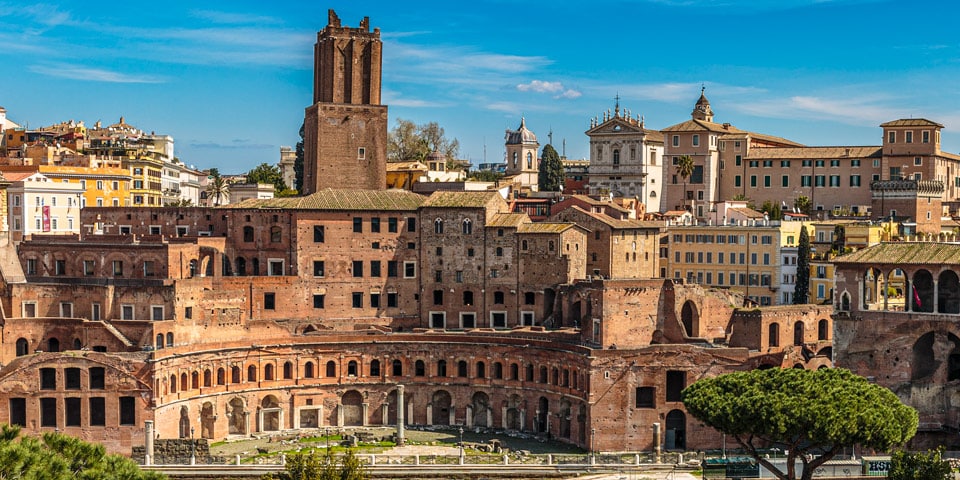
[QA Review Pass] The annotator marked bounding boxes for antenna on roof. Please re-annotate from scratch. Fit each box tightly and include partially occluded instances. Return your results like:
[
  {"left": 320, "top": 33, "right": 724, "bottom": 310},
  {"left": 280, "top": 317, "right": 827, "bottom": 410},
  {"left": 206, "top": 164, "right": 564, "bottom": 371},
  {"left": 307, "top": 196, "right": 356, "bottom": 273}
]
[{"left": 548, "top": 128, "right": 553, "bottom": 146}]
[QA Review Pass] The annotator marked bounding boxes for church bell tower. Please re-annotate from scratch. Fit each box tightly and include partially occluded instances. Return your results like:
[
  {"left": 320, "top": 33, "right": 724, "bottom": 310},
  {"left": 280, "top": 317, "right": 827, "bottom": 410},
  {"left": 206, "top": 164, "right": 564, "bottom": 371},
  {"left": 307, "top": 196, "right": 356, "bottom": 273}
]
[{"left": 302, "top": 10, "right": 387, "bottom": 194}]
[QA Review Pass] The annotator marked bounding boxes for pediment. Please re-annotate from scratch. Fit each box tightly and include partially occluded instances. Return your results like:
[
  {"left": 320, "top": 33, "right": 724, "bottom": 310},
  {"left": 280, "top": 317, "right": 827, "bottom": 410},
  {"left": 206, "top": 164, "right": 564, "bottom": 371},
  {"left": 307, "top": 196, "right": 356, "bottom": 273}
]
[{"left": 586, "top": 118, "right": 645, "bottom": 136}]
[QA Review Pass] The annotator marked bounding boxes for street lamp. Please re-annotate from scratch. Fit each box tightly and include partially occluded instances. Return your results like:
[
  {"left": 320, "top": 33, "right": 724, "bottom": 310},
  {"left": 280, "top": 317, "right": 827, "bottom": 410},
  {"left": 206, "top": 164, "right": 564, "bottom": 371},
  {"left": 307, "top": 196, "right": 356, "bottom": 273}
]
[
  {"left": 591, "top": 428, "right": 596, "bottom": 464},
  {"left": 458, "top": 426, "right": 464, "bottom": 463},
  {"left": 190, "top": 427, "right": 196, "bottom": 465}
]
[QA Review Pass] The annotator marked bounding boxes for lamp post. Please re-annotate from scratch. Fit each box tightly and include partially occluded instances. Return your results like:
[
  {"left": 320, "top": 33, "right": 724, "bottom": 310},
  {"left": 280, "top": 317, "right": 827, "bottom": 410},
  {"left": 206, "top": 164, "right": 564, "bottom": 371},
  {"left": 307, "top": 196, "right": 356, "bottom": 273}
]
[
  {"left": 458, "top": 426, "right": 465, "bottom": 465},
  {"left": 190, "top": 427, "right": 196, "bottom": 465},
  {"left": 591, "top": 427, "right": 596, "bottom": 464}
]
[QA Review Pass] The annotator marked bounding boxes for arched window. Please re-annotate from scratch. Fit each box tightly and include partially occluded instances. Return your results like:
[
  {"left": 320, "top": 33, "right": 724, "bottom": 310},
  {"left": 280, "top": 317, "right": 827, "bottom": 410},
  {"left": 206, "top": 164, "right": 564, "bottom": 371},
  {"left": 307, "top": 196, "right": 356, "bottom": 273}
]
[
  {"left": 370, "top": 359, "right": 381, "bottom": 377},
  {"left": 526, "top": 152, "right": 533, "bottom": 169},
  {"left": 437, "top": 360, "right": 447, "bottom": 377},
  {"left": 270, "top": 226, "right": 281, "bottom": 243},
  {"left": 415, "top": 360, "right": 425, "bottom": 376},
  {"left": 283, "top": 361, "right": 293, "bottom": 379},
  {"left": 818, "top": 319, "right": 829, "bottom": 341},
  {"left": 48, "top": 338, "right": 60, "bottom": 353},
  {"left": 462, "top": 218, "right": 472, "bottom": 235},
  {"left": 191, "top": 371, "right": 199, "bottom": 389},
  {"left": 392, "top": 359, "right": 403, "bottom": 376},
  {"left": 769, "top": 323, "right": 779, "bottom": 347},
  {"left": 236, "top": 257, "right": 247, "bottom": 275},
  {"left": 231, "top": 366, "right": 241, "bottom": 383},
  {"left": 243, "top": 226, "right": 254, "bottom": 242},
  {"left": 180, "top": 373, "right": 187, "bottom": 391},
  {"left": 794, "top": 321, "right": 804, "bottom": 346},
  {"left": 457, "top": 360, "right": 468, "bottom": 377},
  {"left": 15, "top": 338, "right": 28, "bottom": 356},
  {"left": 510, "top": 363, "right": 519, "bottom": 380},
  {"left": 434, "top": 218, "right": 444, "bottom": 234},
  {"left": 512, "top": 152, "right": 518, "bottom": 168},
  {"left": 252, "top": 258, "right": 260, "bottom": 275},
  {"left": 476, "top": 361, "right": 486, "bottom": 378},
  {"left": 216, "top": 368, "right": 225, "bottom": 385},
  {"left": 347, "top": 361, "right": 358, "bottom": 377},
  {"left": 170, "top": 375, "right": 177, "bottom": 393},
  {"left": 613, "top": 149, "right": 620, "bottom": 165},
  {"left": 304, "top": 361, "right": 315, "bottom": 378},
  {"left": 264, "top": 364, "right": 275, "bottom": 381},
  {"left": 326, "top": 360, "right": 336, "bottom": 377},
  {"left": 203, "top": 369, "right": 212, "bottom": 387},
  {"left": 525, "top": 363, "right": 534, "bottom": 381},
  {"left": 539, "top": 366, "right": 548, "bottom": 383},
  {"left": 247, "top": 365, "right": 257, "bottom": 382},
  {"left": 156, "top": 334, "right": 163, "bottom": 350},
  {"left": 166, "top": 332, "right": 173, "bottom": 347},
  {"left": 493, "top": 362, "right": 503, "bottom": 379}
]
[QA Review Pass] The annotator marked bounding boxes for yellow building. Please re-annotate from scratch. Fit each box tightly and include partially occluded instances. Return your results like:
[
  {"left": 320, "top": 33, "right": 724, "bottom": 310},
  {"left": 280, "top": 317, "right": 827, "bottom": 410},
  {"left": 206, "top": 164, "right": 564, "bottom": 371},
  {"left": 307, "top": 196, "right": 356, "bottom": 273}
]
[
  {"left": 665, "top": 220, "right": 805, "bottom": 306},
  {"left": 0, "top": 165, "right": 132, "bottom": 208}
]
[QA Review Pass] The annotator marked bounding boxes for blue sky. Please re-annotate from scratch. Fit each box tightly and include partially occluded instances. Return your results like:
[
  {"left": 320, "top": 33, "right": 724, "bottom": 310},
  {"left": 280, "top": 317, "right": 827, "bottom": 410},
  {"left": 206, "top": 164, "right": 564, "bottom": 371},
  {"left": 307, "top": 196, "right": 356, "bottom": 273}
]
[{"left": 3, "top": 0, "right": 960, "bottom": 174}]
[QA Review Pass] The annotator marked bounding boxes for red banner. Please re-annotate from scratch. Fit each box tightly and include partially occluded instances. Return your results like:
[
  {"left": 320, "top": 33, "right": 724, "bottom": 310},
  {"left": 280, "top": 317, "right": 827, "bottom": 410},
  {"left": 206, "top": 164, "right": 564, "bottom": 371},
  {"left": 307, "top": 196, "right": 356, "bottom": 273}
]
[{"left": 42, "top": 205, "right": 50, "bottom": 232}]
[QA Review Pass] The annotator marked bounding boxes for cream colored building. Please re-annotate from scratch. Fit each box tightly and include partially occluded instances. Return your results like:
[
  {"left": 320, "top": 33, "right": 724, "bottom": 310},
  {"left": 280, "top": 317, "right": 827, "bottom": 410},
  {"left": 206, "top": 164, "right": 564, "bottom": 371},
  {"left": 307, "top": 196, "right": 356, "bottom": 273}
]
[
  {"left": 5, "top": 171, "right": 84, "bottom": 243},
  {"left": 665, "top": 219, "right": 806, "bottom": 306}
]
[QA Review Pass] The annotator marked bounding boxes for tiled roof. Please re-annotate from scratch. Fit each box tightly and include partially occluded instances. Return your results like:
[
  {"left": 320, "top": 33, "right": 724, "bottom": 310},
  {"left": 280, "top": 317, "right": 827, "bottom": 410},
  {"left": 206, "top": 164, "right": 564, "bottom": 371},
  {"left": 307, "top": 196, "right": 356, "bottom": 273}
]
[
  {"left": 1, "top": 171, "right": 37, "bottom": 182},
  {"left": 745, "top": 146, "right": 881, "bottom": 159},
  {"left": 747, "top": 132, "right": 804, "bottom": 147},
  {"left": 564, "top": 206, "right": 662, "bottom": 230},
  {"left": 422, "top": 191, "right": 500, "bottom": 208},
  {"left": 385, "top": 161, "right": 428, "bottom": 171},
  {"left": 661, "top": 119, "right": 738, "bottom": 134},
  {"left": 834, "top": 242, "right": 960, "bottom": 265},
  {"left": 729, "top": 207, "right": 765, "bottom": 219},
  {"left": 518, "top": 222, "right": 578, "bottom": 234},
  {"left": 879, "top": 119, "right": 943, "bottom": 128},
  {"left": 486, "top": 213, "right": 528, "bottom": 228},
  {"left": 227, "top": 188, "right": 425, "bottom": 211}
]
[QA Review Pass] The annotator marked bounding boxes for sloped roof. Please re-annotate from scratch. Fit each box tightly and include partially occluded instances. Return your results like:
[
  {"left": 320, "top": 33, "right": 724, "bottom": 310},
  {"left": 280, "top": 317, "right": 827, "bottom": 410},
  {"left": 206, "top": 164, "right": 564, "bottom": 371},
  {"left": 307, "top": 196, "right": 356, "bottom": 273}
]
[
  {"left": 834, "top": 242, "right": 960, "bottom": 265},
  {"left": 1, "top": 171, "right": 39, "bottom": 182},
  {"left": 729, "top": 207, "right": 765, "bottom": 219},
  {"left": 746, "top": 146, "right": 881, "bottom": 159},
  {"left": 661, "top": 118, "right": 736, "bottom": 134},
  {"left": 385, "top": 161, "right": 428, "bottom": 171},
  {"left": 880, "top": 119, "right": 943, "bottom": 128},
  {"left": 562, "top": 205, "right": 662, "bottom": 230},
  {"left": 422, "top": 191, "right": 500, "bottom": 208},
  {"left": 518, "top": 222, "right": 578, "bottom": 234},
  {"left": 227, "top": 188, "right": 424, "bottom": 211},
  {"left": 486, "top": 213, "right": 528, "bottom": 228}
]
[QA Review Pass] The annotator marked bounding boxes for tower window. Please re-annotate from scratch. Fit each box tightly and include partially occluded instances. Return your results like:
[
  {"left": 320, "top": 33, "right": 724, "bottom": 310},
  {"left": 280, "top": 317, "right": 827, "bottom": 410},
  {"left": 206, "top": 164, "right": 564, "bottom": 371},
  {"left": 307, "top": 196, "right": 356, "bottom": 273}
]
[{"left": 357, "top": 147, "right": 365, "bottom": 159}]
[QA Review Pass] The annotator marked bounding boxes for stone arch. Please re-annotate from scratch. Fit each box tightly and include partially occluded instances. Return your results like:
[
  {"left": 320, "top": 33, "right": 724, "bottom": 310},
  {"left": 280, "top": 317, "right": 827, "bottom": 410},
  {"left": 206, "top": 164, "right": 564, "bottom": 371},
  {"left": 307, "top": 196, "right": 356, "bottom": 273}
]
[
  {"left": 839, "top": 291, "right": 851, "bottom": 311},
  {"left": 768, "top": 323, "right": 779, "bottom": 347},
  {"left": 247, "top": 365, "right": 257, "bottom": 382},
  {"left": 166, "top": 332, "right": 174, "bottom": 347},
  {"left": 431, "top": 390, "right": 452, "bottom": 425},
  {"left": 179, "top": 406, "right": 191, "bottom": 438},
  {"left": 818, "top": 319, "right": 830, "bottom": 341},
  {"left": 793, "top": 321, "right": 804, "bottom": 345},
  {"left": 203, "top": 369, "right": 212, "bottom": 387},
  {"left": 191, "top": 371, "right": 200, "bottom": 389},
  {"left": 228, "top": 397, "right": 247, "bottom": 434},
  {"left": 216, "top": 368, "right": 225, "bottom": 385},
  {"left": 261, "top": 395, "right": 281, "bottom": 431},
  {"left": 536, "top": 397, "right": 549, "bottom": 434},
  {"left": 283, "top": 361, "right": 293, "bottom": 379},
  {"left": 199, "top": 255, "right": 213, "bottom": 278},
  {"left": 415, "top": 359, "right": 425, "bottom": 376},
  {"left": 180, "top": 373, "right": 187, "bottom": 392},
  {"left": 341, "top": 390, "right": 364, "bottom": 426},
  {"left": 665, "top": 409, "right": 686, "bottom": 450},
  {"left": 938, "top": 270, "right": 960, "bottom": 314},
  {"left": 264, "top": 363, "right": 275, "bottom": 381},
  {"left": 862, "top": 267, "right": 884, "bottom": 310},
  {"left": 559, "top": 398, "right": 572, "bottom": 439},
  {"left": 156, "top": 334, "right": 163, "bottom": 350},
  {"left": 200, "top": 402, "right": 215, "bottom": 439},
  {"left": 476, "top": 361, "right": 486, "bottom": 379},
  {"left": 325, "top": 360, "right": 336, "bottom": 377},
  {"left": 15, "top": 338, "right": 28, "bottom": 356},
  {"left": 913, "top": 332, "right": 960, "bottom": 381},
  {"left": 47, "top": 337, "right": 60, "bottom": 353},
  {"left": 72, "top": 338, "right": 81, "bottom": 350},
  {"left": 304, "top": 361, "right": 315, "bottom": 378},
  {"left": 252, "top": 258, "right": 260, "bottom": 276},
  {"left": 504, "top": 394, "right": 523, "bottom": 431},
  {"left": 912, "top": 332, "right": 937, "bottom": 380},
  {"left": 913, "top": 269, "right": 934, "bottom": 313},
  {"left": 471, "top": 391, "right": 490, "bottom": 427},
  {"left": 392, "top": 359, "right": 402, "bottom": 376},
  {"left": 680, "top": 300, "right": 698, "bottom": 338}
]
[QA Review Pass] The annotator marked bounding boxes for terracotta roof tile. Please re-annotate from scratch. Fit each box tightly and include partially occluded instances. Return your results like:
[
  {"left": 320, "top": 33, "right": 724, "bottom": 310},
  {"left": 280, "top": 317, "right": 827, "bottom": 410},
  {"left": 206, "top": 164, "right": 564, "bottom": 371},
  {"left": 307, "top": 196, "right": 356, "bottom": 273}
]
[
  {"left": 834, "top": 242, "right": 960, "bottom": 265},
  {"left": 517, "top": 222, "right": 578, "bottom": 234},
  {"left": 421, "top": 191, "right": 500, "bottom": 208},
  {"left": 486, "top": 213, "right": 528, "bottom": 228},
  {"left": 746, "top": 146, "right": 882, "bottom": 160},
  {"left": 227, "top": 188, "right": 424, "bottom": 211},
  {"left": 879, "top": 119, "right": 944, "bottom": 128}
]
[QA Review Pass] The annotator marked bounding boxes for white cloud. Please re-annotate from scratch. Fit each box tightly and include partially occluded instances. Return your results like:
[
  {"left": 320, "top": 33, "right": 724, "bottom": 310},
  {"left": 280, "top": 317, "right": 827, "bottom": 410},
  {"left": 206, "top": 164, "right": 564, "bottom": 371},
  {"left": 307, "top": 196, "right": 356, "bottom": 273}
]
[
  {"left": 516, "top": 80, "right": 582, "bottom": 99},
  {"left": 28, "top": 64, "right": 165, "bottom": 83},
  {"left": 189, "top": 9, "right": 282, "bottom": 25}
]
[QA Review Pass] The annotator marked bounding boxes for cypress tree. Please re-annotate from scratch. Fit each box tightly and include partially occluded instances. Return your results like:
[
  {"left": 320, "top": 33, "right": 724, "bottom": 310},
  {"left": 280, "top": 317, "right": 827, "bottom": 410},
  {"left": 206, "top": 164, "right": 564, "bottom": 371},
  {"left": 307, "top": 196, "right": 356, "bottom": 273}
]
[
  {"left": 538, "top": 144, "right": 564, "bottom": 192},
  {"left": 794, "top": 225, "right": 810, "bottom": 304}
]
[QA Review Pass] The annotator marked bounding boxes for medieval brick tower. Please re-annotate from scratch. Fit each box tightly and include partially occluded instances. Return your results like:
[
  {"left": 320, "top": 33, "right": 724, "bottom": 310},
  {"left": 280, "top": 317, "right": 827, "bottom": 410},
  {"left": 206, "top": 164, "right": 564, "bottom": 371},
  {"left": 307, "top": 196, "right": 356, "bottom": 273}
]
[{"left": 302, "top": 10, "right": 387, "bottom": 194}]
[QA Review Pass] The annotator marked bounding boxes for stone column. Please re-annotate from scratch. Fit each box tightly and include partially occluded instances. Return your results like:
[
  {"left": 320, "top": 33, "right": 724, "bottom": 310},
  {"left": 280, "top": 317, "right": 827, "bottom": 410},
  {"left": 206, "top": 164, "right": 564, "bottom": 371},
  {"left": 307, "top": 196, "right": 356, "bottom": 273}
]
[
  {"left": 337, "top": 404, "right": 344, "bottom": 427},
  {"left": 362, "top": 403, "right": 369, "bottom": 427},
  {"left": 906, "top": 280, "right": 912, "bottom": 312},
  {"left": 519, "top": 409, "right": 526, "bottom": 432},
  {"left": 448, "top": 406, "right": 455, "bottom": 426},
  {"left": 501, "top": 406, "right": 508, "bottom": 429},
  {"left": 465, "top": 405, "right": 474, "bottom": 427},
  {"left": 486, "top": 408, "right": 492, "bottom": 427},
  {"left": 396, "top": 385, "right": 405, "bottom": 446},
  {"left": 426, "top": 403, "right": 433, "bottom": 426},
  {"left": 933, "top": 280, "right": 939, "bottom": 313},
  {"left": 653, "top": 422, "right": 662, "bottom": 463},
  {"left": 243, "top": 412, "right": 250, "bottom": 436},
  {"left": 144, "top": 420, "right": 154, "bottom": 465}
]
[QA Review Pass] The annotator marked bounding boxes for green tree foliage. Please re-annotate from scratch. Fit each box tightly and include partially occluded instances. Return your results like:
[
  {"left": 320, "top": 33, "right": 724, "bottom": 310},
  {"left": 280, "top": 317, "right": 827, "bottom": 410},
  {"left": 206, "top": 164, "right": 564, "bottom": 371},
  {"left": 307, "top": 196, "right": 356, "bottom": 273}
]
[
  {"left": 794, "top": 225, "right": 810, "bottom": 304},
  {"left": 683, "top": 368, "right": 917, "bottom": 480},
  {"left": 262, "top": 449, "right": 367, "bottom": 480},
  {"left": 889, "top": 447, "right": 952, "bottom": 480},
  {"left": 245, "top": 163, "right": 288, "bottom": 194},
  {"left": 760, "top": 200, "right": 783, "bottom": 221},
  {"left": 676, "top": 155, "right": 694, "bottom": 211},
  {"left": 387, "top": 119, "right": 459, "bottom": 163},
  {"left": 164, "top": 198, "right": 194, "bottom": 207},
  {"left": 538, "top": 144, "right": 564, "bottom": 192},
  {"left": 205, "top": 169, "right": 229, "bottom": 207},
  {"left": 467, "top": 170, "right": 504, "bottom": 182},
  {"left": 794, "top": 195, "right": 812, "bottom": 216},
  {"left": 0, "top": 424, "right": 164, "bottom": 480},
  {"left": 295, "top": 123, "right": 304, "bottom": 193}
]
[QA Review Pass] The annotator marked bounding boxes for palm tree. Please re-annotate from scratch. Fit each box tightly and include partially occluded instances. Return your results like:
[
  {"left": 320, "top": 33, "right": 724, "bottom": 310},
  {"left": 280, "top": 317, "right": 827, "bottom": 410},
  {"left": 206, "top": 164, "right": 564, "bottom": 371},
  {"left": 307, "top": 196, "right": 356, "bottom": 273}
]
[
  {"left": 205, "top": 170, "right": 229, "bottom": 206},
  {"left": 676, "top": 155, "right": 695, "bottom": 211}
]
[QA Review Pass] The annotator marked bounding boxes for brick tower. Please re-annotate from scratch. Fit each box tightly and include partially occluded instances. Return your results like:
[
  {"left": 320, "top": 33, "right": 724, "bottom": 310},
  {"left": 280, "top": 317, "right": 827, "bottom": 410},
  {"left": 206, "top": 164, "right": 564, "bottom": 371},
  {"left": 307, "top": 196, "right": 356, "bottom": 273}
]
[{"left": 302, "top": 10, "right": 387, "bottom": 194}]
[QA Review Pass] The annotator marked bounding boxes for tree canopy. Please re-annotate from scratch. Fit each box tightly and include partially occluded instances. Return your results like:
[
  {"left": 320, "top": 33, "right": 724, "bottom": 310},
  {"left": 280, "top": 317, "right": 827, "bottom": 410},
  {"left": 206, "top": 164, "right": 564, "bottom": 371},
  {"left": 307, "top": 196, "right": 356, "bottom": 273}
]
[
  {"left": 676, "top": 155, "right": 694, "bottom": 210},
  {"left": 538, "top": 144, "right": 564, "bottom": 192},
  {"left": 262, "top": 449, "right": 366, "bottom": 480},
  {"left": 205, "top": 170, "right": 229, "bottom": 207},
  {"left": 0, "top": 424, "right": 164, "bottom": 479},
  {"left": 889, "top": 447, "right": 952, "bottom": 480},
  {"left": 794, "top": 195, "right": 812, "bottom": 216},
  {"left": 387, "top": 119, "right": 459, "bottom": 163},
  {"left": 794, "top": 225, "right": 810, "bottom": 304},
  {"left": 682, "top": 368, "right": 917, "bottom": 480},
  {"left": 245, "top": 163, "right": 288, "bottom": 194},
  {"left": 294, "top": 123, "right": 304, "bottom": 193}
]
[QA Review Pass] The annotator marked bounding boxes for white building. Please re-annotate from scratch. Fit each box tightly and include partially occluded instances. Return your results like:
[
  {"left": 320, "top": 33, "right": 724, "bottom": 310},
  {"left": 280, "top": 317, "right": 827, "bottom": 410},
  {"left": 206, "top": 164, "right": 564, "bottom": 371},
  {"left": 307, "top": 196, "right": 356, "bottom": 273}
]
[{"left": 5, "top": 171, "right": 84, "bottom": 243}]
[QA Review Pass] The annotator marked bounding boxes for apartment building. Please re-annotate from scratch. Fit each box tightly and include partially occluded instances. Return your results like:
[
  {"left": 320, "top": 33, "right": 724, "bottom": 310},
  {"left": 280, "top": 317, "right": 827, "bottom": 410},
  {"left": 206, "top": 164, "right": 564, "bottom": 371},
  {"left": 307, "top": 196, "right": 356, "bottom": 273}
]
[{"left": 5, "top": 171, "right": 84, "bottom": 242}]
